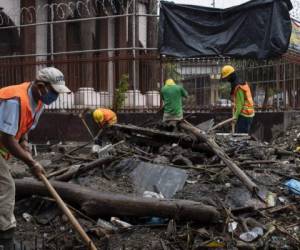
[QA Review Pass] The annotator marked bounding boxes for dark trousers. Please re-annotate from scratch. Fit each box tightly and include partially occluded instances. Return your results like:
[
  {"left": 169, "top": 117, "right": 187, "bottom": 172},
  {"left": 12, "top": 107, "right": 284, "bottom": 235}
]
[{"left": 236, "top": 115, "right": 253, "bottom": 134}]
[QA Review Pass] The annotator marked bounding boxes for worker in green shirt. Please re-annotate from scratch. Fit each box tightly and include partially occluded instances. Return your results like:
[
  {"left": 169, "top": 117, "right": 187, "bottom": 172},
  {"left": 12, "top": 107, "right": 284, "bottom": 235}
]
[
  {"left": 221, "top": 65, "right": 255, "bottom": 133},
  {"left": 160, "top": 78, "right": 188, "bottom": 124}
]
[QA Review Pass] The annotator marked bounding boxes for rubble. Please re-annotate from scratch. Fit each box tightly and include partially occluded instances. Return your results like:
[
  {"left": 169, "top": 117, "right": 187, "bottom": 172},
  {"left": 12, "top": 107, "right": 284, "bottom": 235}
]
[{"left": 10, "top": 121, "right": 300, "bottom": 249}]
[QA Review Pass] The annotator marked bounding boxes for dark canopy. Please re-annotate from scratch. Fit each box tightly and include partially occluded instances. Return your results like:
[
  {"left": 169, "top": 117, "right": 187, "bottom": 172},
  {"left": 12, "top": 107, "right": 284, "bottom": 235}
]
[{"left": 159, "top": 0, "right": 293, "bottom": 59}]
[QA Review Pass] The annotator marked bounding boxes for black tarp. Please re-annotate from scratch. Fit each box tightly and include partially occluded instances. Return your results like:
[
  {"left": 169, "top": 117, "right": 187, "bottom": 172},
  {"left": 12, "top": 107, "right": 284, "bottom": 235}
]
[{"left": 159, "top": 0, "right": 293, "bottom": 59}]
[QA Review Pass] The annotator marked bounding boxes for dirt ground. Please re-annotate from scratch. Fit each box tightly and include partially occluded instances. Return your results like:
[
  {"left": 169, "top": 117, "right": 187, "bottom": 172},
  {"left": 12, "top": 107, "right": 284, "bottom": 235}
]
[{"left": 8, "top": 124, "right": 300, "bottom": 249}]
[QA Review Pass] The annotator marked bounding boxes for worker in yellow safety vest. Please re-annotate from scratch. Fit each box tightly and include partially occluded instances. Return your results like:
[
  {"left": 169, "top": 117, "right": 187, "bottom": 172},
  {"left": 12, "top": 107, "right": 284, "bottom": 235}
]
[{"left": 221, "top": 65, "right": 255, "bottom": 133}]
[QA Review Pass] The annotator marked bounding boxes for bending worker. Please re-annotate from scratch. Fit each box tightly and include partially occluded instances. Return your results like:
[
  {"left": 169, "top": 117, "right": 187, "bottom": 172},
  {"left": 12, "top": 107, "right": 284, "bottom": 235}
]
[
  {"left": 160, "top": 78, "right": 188, "bottom": 125},
  {"left": 221, "top": 65, "right": 255, "bottom": 133},
  {"left": 0, "top": 67, "right": 71, "bottom": 249},
  {"left": 92, "top": 108, "right": 117, "bottom": 127}
]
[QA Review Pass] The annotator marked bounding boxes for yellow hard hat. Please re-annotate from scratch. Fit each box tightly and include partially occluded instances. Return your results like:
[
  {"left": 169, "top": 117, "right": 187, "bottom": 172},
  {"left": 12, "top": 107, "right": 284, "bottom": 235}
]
[
  {"left": 221, "top": 65, "right": 235, "bottom": 79},
  {"left": 93, "top": 109, "right": 104, "bottom": 123},
  {"left": 165, "top": 78, "right": 175, "bottom": 85}
]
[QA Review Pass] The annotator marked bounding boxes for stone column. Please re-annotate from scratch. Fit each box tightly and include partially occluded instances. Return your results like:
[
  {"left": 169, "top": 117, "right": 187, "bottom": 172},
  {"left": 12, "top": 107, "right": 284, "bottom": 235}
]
[
  {"left": 146, "top": 0, "right": 159, "bottom": 92},
  {"left": 79, "top": 1, "right": 96, "bottom": 88},
  {"left": 21, "top": 0, "right": 36, "bottom": 81}
]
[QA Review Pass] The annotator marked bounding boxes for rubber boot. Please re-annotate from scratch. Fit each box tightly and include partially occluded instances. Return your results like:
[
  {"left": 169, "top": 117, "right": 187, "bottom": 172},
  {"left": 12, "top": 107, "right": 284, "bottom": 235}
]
[{"left": 0, "top": 228, "right": 14, "bottom": 250}]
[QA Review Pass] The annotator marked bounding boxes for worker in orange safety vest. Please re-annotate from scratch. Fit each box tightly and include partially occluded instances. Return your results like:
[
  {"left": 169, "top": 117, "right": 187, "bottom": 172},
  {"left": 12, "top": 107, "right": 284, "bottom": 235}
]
[
  {"left": 0, "top": 67, "right": 71, "bottom": 249},
  {"left": 92, "top": 108, "right": 117, "bottom": 127},
  {"left": 221, "top": 65, "right": 255, "bottom": 134}
]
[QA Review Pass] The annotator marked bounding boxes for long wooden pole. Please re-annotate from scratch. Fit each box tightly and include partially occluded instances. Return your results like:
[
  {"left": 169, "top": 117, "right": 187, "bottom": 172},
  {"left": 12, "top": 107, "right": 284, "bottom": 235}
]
[
  {"left": 80, "top": 116, "right": 95, "bottom": 139},
  {"left": 180, "top": 120, "right": 258, "bottom": 194},
  {"left": 39, "top": 174, "right": 97, "bottom": 250},
  {"left": 231, "top": 108, "right": 235, "bottom": 133},
  {"left": 208, "top": 117, "right": 236, "bottom": 132}
]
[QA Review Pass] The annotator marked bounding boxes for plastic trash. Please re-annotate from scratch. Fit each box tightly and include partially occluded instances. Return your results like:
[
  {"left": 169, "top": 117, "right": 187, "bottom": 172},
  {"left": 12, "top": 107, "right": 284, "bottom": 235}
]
[
  {"left": 147, "top": 217, "right": 166, "bottom": 225},
  {"left": 284, "top": 179, "right": 300, "bottom": 195},
  {"left": 97, "top": 218, "right": 118, "bottom": 232},
  {"left": 92, "top": 144, "right": 113, "bottom": 158},
  {"left": 225, "top": 183, "right": 231, "bottom": 188},
  {"left": 186, "top": 180, "right": 197, "bottom": 184},
  {"left": 22, "top": 212, "right": 32, "bottom": 222},
  {"left": 239, "top": 227, "right": 263, "bottom": 242},
  {"left": 143, "top": 190, "right": 164, "bottom": 199},
  {"left": 91, "top": 144, "right": 101, "bottom": 154},
  {"left": 294, "top": 146, "right": 300, "bottom": 153},
  {"left": 228, "top": 221, "right": 238, "bottom": 232},
  {"left": 252, "top": 227, "right": 264, "bottom": 236},
  {"left": 143, "top": 191, "right": 165, "bottom": 224},
  {"left": 206, "top": 240, "right": 225, "bottom": 248},
  {"left": 278, "top": 196, "right": 286, "bottom": 203},
  {"left": 110, "top": 217, "right": 132, "bottom": 228},
  {"left": 266, "top": 192, "right": 276, "bottom": 207},
  {"left": 97, "top": 144, "right": 113, "bottom": 157}
]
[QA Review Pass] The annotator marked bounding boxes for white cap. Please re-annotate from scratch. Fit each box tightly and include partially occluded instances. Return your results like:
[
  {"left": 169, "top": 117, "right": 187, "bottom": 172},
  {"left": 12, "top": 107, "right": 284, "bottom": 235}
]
[{"left": 36, "top": 67, "right": 71, "bottom": 93}]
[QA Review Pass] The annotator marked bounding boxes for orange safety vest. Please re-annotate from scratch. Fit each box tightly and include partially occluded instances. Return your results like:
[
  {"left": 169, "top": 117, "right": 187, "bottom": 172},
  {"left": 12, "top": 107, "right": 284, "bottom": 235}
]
[
  {"left": 0, "top": 82, "right": 43, "bottom": 159},
  {"left": 96, "top": 108, "right": 117, "bottom": 126},
  {"left": 232, "top": 82, "right": 255, "bottom": 117}
]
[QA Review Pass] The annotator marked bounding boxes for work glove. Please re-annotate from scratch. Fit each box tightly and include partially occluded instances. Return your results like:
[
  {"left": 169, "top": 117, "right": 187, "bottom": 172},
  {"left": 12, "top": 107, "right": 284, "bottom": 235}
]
[{"left": 30, "top": 161, "right": 46, "bottom": 179}]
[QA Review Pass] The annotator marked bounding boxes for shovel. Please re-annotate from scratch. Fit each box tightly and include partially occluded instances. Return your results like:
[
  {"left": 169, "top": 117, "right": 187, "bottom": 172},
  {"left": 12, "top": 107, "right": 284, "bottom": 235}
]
[
  {"left": 39, "top": 173, "right": 97, "bottom": 250},
  {"left": 78, "top": 111, "right": 95, "bottom": 140},
  {"left": 208, "top": 117, "right": 236, "bottom": 132},
  {"left": 196, "top": 117, "right": 235, "bottom": 133}
]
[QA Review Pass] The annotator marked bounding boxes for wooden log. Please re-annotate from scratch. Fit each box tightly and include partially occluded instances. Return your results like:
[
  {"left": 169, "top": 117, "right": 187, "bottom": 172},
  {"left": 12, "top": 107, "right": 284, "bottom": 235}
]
[
  {"left": 240, "top": 160, "right": 278, "bottom": 166},
  {"left": 128, "top": 133, "right": 213, "bottom": 154},
  {"left": 112, "top": 124, "right": 214, "bottom": 154},
  {"left": 54, "top": 155, "right": 116, "bottom": 181},
  {"left": 15, "top": 178, "right": 220, "bottom": 223},
  {"left": 275, "top": 148, "right": 294, "bottom": 156},
  {"left": 179, "top": 120, "right": 258, "bottom": 194},
  {"left": 194, "top": 160, "right": 278, "bottom": 169},
  {"left": 112, "top": 124, "right": 190, "bottom": 141}
]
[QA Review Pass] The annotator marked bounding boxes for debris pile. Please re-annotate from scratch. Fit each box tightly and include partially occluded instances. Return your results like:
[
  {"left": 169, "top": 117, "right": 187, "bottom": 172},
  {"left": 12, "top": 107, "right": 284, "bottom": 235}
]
[{"left": 10, "top": 121, "right": 300, "bottom": 249}]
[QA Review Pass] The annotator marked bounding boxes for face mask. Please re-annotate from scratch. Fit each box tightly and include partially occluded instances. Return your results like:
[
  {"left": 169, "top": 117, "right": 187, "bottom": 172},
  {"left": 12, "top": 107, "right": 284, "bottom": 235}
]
[{"left": 40, "top": 89, "right": 59, "bottom": 105}]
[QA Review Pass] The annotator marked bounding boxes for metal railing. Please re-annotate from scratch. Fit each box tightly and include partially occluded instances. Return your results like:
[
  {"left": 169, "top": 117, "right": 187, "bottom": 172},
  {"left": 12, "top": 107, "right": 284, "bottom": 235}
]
[
  {"left": 0, "top": 54, "right": 162, "bottom": 112},
  {"left": 1, "top": 0, "right": 300, "bottom": 113},
  {"left": 162, "top": 55, "right": 300, "bottom": 112},
  {"left": 0, "top": 0, "right": 160, "bottom": 97},
  {"left": 1, "top": 54, "right": 300, "bottom": 112}
]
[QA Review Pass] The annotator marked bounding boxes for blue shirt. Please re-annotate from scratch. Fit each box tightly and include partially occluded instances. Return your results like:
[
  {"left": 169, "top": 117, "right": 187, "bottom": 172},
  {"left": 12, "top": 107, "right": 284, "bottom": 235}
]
[{"left": 0, "top": 84, "right": 44, "bottom": 136}]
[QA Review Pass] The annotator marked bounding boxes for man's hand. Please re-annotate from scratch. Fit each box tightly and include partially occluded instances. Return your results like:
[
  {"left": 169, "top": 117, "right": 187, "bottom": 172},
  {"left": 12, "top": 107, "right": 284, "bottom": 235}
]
[{"left": 30, "top": 161, "right": 46, "bottom": 179}]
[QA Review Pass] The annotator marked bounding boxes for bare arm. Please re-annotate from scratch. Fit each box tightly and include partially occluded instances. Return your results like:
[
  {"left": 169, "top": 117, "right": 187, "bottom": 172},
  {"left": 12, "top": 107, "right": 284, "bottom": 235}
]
[
  {"left": 1, "top": 133, "right": 35, "bottom": 167},
  {"left": 1, "top": 133, "right": 45, "bottom": 178},
  {"left": 19, "top": 133, "right": 28, "bottom": 143},
  {"left": 19, "top": 133, "right": 31, "bottom": 153}
]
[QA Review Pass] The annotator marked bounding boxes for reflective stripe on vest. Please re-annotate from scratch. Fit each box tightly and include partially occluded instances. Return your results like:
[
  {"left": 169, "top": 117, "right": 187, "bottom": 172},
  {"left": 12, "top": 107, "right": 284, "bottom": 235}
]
[
  {"left": 0, "top": 82, "right": 43, "bottom": 159},
  {"left": 0, "top": 147, "right": 9, "bottom": 160},
  {"left": 233, "top": 83, "right": 255, "bottom": 117},
  {"left": 96, "top": 108, "right": 117, "bottom": 126}
]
